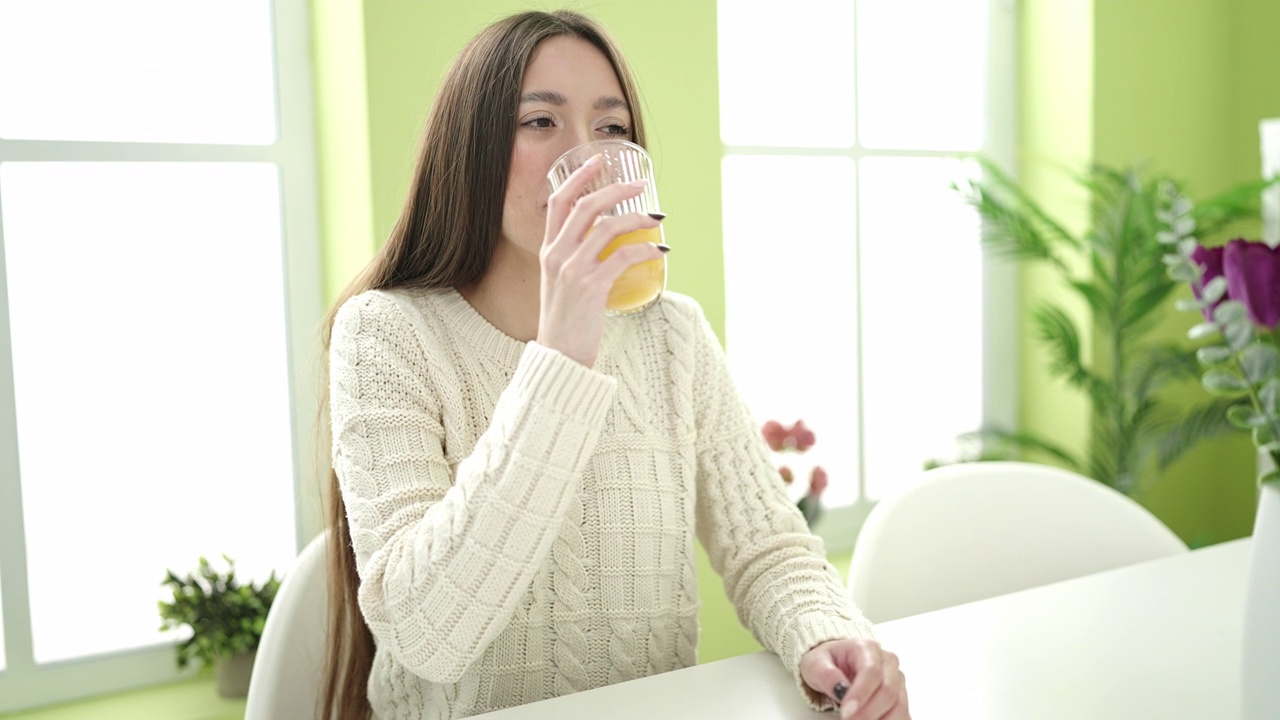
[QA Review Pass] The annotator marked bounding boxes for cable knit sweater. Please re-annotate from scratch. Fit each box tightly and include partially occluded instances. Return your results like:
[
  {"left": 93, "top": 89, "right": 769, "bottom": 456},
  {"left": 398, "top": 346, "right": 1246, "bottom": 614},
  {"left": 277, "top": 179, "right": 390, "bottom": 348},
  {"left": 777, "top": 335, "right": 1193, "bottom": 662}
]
[{"left": 328, "top": 287, "right": 876, "bottom": 719}]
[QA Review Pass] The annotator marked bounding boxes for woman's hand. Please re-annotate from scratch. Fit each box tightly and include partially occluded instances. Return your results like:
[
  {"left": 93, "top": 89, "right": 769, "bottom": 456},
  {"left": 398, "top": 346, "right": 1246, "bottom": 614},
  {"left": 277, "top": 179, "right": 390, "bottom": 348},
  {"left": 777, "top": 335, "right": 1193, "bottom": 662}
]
[
  {"left": 800, "top": 639, "right": 909, "bottom": 719},
  {"left": 537, "top": 155, "right": 665, "bottom": 367}
]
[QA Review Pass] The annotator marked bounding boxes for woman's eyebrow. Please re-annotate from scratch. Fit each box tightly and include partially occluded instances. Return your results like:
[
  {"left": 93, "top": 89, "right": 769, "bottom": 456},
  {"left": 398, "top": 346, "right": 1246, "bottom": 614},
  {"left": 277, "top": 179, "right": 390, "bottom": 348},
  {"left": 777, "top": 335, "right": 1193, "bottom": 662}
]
[
  {"left": 520, "top": 90, "right": 567, "bottom": 105},
  {"left": 518, "top": 90, "right": 629, "bottom": 112},
  {"left": 594, "top": 95, "right": 629, "bottom": 111}
]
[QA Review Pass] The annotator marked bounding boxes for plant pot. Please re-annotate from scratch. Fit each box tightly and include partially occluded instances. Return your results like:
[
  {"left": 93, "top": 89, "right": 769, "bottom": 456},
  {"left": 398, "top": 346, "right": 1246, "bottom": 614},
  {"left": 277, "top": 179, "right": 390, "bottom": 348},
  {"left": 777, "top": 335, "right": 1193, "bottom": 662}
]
[
  {"left": 1243, "top": 473, "right": 1279, "bottom": 720},
  {"left": 216, "top": 650, "right": 256, "bottom": 699}
]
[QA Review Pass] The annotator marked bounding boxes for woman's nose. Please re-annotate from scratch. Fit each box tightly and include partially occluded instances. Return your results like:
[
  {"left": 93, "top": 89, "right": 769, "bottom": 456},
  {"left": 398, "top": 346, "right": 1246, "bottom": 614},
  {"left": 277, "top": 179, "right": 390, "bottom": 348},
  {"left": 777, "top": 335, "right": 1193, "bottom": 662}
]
[{"left": 565, "top": 125, "right": 595, "bottom": 151}]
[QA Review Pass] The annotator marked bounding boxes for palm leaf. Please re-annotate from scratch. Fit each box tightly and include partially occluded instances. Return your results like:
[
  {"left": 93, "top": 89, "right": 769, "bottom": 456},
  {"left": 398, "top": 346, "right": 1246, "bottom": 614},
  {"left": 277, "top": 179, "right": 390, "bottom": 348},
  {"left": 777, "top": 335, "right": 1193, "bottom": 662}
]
[
  {"left": 1193, "top": 177, "right": 1280, "bottom": 237},
  {"left": 974, "top": 156, "right": 1081, "bottom": 250},
  {"left": 1129, "top": 343, "right": 1200, "bottom": 402},
  {"left": 959, "top": 183, "right": 1072, "bottom": 272},
  {"left": 1152, "top": 398, "right": 1239, "bottom": 471},
  {"left": 1033, "top": 305, "right": 1112, "bottom": 406},
  {"left": 959, "top": 426, "right": 1084, "bottom": 471}
]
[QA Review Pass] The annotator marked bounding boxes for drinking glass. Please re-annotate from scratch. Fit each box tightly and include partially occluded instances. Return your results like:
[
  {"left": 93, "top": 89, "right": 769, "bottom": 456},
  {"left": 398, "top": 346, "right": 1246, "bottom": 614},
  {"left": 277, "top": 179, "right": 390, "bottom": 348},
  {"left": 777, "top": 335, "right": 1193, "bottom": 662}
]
[{"left": 547, "top": 139, "right": 666, "bottom": 315}]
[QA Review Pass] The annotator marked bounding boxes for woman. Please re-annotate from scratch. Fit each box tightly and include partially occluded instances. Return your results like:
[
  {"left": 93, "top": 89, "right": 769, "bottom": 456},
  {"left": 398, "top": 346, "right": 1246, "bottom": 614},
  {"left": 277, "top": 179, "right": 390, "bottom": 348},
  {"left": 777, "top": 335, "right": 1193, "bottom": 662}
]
[{"left": 323, "top": 10, "right": 909, "bottom": 720}]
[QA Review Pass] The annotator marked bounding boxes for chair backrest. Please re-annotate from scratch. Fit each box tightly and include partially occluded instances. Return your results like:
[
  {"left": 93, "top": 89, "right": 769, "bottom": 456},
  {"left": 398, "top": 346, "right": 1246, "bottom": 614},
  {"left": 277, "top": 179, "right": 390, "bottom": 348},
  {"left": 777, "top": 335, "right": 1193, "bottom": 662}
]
[
  {"left": 245, "top": 529, "right": 331, "bottom": 720},
  {"left": 847, "top": 461, "right": 1188, "bottom": 623}
]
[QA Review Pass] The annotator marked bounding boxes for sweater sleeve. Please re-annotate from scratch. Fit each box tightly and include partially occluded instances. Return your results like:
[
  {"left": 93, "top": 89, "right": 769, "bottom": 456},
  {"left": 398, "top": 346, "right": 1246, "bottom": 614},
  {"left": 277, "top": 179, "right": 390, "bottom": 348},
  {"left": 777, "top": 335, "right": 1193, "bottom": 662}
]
[
  {"left": 328, "top": 292, "right": 616, "bottom": 683},
  {"left": 685, "top": 300, "right": 876, "bottom": 710}
]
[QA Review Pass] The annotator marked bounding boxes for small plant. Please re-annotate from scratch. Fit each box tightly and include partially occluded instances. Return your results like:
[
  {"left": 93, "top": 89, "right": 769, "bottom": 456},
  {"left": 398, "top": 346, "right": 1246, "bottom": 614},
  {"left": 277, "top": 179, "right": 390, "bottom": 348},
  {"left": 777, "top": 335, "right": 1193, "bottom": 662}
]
[
  {"left": 762, "top": 419, "right": 829, "bottom": 525},
  {"left": 158, "top": 555, "right": 280, "bottom": 670}
]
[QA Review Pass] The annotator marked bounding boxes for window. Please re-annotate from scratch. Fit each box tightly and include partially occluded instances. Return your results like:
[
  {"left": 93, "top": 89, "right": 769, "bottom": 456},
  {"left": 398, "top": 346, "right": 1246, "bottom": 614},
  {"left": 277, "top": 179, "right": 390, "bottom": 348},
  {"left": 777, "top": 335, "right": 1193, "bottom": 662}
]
[
  {"left": 0, "top": 0, "right": 322, "bottom": 711},
  {"left": 718, "top": 0, "right": 1016, "bottom": 547}
]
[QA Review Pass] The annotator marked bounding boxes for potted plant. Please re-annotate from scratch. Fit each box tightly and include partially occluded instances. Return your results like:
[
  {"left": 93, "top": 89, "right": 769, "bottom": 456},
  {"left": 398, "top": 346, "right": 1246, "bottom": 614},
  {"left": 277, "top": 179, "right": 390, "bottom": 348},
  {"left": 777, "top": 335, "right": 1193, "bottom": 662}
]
[
  {"left": 944, "top": 158, "right": 1275, "bottom": 495},
  {"left": 158, "top": 555, "right": 280, "bottom": 698}
]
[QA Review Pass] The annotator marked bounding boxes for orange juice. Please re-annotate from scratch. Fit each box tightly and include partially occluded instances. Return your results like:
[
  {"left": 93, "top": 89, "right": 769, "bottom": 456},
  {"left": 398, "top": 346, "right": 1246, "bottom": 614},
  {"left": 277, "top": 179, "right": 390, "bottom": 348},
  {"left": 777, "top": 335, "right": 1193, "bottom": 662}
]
[{"left": 597, "top": 225, "right": 666, "bottom": 314}]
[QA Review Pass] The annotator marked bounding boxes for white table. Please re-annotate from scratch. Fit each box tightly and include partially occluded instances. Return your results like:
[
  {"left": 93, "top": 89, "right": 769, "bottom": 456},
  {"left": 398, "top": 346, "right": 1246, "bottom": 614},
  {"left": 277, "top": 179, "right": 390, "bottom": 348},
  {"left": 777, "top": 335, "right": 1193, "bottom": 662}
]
[{"left": 473, "top": 539, "right": 1250, "bottom": 719}]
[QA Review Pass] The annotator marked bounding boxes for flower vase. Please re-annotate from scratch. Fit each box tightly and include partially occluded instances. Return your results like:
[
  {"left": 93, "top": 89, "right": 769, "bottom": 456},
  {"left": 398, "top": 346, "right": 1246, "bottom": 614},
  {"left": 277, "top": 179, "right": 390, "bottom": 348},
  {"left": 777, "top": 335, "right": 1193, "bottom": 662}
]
[{"left": 1243, "top": 451, "right": 1279, "bottom": 720}]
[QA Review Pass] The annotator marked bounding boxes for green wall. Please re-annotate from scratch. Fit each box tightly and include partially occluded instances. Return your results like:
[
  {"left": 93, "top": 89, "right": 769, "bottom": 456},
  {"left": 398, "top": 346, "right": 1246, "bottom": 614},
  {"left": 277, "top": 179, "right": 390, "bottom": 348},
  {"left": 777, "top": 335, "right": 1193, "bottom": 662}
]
[{"left": 1017, "top": 0, "right": 1279, "bottom": 546}]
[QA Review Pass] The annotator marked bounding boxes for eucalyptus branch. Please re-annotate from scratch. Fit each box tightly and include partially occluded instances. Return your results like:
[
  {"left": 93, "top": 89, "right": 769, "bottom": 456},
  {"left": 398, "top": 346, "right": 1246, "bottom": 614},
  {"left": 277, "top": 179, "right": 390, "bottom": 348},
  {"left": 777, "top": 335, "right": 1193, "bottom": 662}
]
[{"left": 1158, "top": 183, "right": 1280, "bottom": 485}]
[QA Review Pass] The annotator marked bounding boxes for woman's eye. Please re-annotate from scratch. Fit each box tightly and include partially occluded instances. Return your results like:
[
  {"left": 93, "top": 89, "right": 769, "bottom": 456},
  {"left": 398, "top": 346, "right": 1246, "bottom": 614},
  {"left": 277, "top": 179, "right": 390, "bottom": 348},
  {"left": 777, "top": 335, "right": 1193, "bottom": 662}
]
[
  {"left": 600, "top": 123, "right": 630, "bottom": 136},
  {"left": 523, "top": 116, "right": 554, "bottom": 130}
]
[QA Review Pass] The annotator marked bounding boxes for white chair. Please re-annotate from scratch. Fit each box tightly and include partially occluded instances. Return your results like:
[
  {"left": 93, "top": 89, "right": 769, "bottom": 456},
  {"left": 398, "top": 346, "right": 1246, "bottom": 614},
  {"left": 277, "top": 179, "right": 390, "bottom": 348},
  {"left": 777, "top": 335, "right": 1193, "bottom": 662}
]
[
  {"left": 245, "top": 529, "right": 330, "bottom": 720},
  {"left": 847, "top": 461, "right": 1188, "bottom": 623}
]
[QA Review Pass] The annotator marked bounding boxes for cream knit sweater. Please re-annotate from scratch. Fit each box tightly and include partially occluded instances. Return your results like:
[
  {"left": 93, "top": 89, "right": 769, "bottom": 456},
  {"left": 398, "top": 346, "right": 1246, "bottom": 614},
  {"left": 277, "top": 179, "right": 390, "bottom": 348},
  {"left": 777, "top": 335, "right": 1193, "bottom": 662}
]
[{"left": 328, "top": 287, "right": 875, "bottom": 719}]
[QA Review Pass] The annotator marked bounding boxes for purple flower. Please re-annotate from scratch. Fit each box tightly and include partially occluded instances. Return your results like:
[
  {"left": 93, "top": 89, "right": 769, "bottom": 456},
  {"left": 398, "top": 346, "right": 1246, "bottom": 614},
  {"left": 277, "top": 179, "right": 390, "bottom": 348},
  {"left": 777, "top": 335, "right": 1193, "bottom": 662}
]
[
  {"left": 1191, "top": 244, "right": 1226, "bottom": 322},
  {"left": 1223, "top": 238, "right": 1280, "bottom": 330}
]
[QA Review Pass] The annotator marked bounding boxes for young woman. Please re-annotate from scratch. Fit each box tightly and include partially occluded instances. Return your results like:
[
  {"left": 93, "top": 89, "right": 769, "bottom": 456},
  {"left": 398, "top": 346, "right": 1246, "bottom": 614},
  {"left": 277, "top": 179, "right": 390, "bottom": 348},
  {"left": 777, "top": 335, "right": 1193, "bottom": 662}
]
[{"left": 323, "top": 10, "right": 909, "bottom": 720}]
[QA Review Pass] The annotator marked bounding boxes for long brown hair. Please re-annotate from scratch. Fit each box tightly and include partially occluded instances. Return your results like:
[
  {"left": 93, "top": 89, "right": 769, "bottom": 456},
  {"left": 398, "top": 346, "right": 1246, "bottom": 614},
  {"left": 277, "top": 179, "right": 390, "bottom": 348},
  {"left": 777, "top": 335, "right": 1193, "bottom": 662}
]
[{"left": 319, "top": 11, "right": 647, "bottom": 719}]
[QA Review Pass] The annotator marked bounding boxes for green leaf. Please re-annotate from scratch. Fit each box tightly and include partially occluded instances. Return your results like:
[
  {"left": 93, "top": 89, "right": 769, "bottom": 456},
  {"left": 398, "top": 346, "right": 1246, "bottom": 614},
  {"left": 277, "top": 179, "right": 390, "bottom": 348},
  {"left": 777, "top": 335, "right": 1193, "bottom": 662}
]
[
  {"left": 1225, "top": 319, "right": 1256, "bottom": 353},
  {"left": 1153, "top": 398, "right": 1238, "bottom": 471},
  {"left": 1256, "top": 423, "right": 1278, "bottom": 448},
  {"left": 959, "top": 426, "right": 1084, "bottom": 471},
  {"left": 1241, "top": 344, "right": 1280, "bottom": 385},
  {"left": 1260, "top": 379, "right": 1280, "bottom": 415},
  {"left": 1196, "top": 346, "right": 1233, "bottom": 366},
  {"left": 1201, "top": 276, "right": 1228, "bottom": 303},
  {"left": 1203, "top": 370, "right": 1251, "bottom": 397},
  {"left": 1169, "top": 261, "right": 1197, "bottom": 283},
  {"left": 1226, "top": 403, "right": 1268, "bottom": 429},
  {"left": 1213, "top": 301, "right": 1247, "bottom": 325},
  {"left": 1260, "top": 469, "right": 1280, "bottom": 487},
  {"left": 1188, "top": 322, "right": 1220, "bottom": 340}
]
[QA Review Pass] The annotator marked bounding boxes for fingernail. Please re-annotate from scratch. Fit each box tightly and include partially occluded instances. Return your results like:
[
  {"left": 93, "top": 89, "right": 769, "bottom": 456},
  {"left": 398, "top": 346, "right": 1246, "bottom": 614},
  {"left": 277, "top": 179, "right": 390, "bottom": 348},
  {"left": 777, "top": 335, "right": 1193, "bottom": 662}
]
[
  {"left": 584, "top": 154, "right": 602, "bottom": 168},
  {"left": 656, "top": 244, "right": 671, "bottom": 253},
  {"left": 647, "top": 212, "right": 667, "bottom": 221},
  {"left": 833, "top": 682, "right": 848, "bottom": 702},
  {"left": 840, "top": 700, "right": 859, "bottom": 719},
  {"left": 629, "top": 180, "right": 647, "bottom": 189}
]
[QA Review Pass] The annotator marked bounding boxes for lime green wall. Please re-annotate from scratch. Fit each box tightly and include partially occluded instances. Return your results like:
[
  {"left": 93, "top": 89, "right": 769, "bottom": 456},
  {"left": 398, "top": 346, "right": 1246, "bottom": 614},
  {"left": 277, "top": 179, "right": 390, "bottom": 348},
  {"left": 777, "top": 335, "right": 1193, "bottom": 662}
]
[
  {"left": 1021, "top": 0, "right": 1279, "bottom": 545},
  {"left": 1016, "top": 0, "right": 1095, "bottom": 468}
]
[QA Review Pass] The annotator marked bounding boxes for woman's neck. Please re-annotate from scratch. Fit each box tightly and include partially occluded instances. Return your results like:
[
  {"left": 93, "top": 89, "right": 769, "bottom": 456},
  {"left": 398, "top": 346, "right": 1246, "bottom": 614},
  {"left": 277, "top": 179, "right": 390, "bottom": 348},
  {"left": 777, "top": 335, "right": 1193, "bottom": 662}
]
[{"left": 457, "top": 244, "right": 540, "bottom": 342}]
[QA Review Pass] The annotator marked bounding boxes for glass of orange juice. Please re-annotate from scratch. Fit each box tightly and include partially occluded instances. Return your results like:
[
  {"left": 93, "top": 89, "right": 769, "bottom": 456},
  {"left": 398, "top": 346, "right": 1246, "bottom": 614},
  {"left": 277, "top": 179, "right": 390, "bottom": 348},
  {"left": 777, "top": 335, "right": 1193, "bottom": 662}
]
[{"left": 547, "top": 139, "right": 666, "bottom": 315}]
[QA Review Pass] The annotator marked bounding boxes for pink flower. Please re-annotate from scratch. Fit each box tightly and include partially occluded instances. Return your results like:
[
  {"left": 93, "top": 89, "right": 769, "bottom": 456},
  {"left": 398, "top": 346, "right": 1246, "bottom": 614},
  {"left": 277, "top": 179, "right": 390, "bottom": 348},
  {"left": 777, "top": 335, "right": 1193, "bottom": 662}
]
[
  {"left": 789, "top": 420, "right": 816, "bottom": 452},
  {"left": 809, "top": 466, "right": 828, "bottom": 495},
  {"left": 761, "top": 420, "right": 788, "bottom": 452}
]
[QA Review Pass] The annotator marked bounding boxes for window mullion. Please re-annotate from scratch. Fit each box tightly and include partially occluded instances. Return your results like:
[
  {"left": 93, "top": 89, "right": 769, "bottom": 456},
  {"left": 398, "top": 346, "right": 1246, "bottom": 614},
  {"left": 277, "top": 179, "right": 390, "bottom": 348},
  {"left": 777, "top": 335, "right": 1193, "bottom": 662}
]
[{"left": 0, "top": 221, "right": 36, "bottom": 679}]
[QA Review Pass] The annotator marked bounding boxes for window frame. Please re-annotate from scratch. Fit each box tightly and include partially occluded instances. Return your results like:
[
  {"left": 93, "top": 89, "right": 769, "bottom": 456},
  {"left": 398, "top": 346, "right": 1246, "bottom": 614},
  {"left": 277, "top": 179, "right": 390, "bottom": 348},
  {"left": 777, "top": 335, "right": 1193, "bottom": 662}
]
[
  {"left": 718, "top": 0, "right": 1020, "bottom": 551},
  {"left": 0, "top": 0, "right": 324, "bottom": 710}
]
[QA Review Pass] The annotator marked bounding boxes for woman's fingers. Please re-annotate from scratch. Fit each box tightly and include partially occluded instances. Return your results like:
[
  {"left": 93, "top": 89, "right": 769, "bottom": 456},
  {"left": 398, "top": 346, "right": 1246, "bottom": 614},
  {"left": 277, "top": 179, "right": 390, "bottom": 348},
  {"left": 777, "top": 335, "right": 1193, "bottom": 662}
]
[
  {"left": 545, "top": 154, "right": 602, "bottom": 234},
  {"left": 547, "top": 179, "right": 649, "bottom": 256},
  {"left": 594, "top": 235, "right": 666, "bottom": 284}
]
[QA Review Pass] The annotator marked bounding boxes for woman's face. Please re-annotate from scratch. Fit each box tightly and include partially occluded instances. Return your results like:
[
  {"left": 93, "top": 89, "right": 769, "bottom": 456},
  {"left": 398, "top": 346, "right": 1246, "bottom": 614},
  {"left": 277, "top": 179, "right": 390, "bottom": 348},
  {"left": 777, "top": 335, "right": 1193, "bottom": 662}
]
[{"left": 501, "top": 35, "right": 633, "bottom": 258}]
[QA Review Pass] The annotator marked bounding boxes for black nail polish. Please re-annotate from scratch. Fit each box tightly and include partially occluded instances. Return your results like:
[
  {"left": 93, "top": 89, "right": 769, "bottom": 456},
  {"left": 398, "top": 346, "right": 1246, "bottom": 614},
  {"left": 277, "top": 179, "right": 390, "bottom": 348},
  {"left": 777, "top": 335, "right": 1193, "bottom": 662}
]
[
  {"left": 648, "top": 212, "right": 667, "bottom": 221},
  {"left": 833, "top": 682, "right": 848, "bottom": 702},
  {"left": 656, "top": 244, "right": 671, "bottom": 253}
]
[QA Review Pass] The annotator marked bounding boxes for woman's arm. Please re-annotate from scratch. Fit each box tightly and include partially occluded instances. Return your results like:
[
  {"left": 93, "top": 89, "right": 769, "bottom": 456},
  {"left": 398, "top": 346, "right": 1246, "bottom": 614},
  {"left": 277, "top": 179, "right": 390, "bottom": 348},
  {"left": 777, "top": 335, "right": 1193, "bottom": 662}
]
[
  {"left": 683, "top": 299, "right": 876, "bottom": 708},
  {"left": 329, "top": 291, "right": 616, "bottom": 683}
]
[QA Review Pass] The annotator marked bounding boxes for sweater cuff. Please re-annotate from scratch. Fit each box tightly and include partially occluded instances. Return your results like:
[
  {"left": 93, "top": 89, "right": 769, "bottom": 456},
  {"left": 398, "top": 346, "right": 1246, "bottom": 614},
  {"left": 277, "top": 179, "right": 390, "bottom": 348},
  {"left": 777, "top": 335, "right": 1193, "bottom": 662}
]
[
  {"left": 788, "top": 614, "right": 879, "bottom": 711},
  {"left": 514, "top": 342, "right": 617, "bottom": 427}
]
